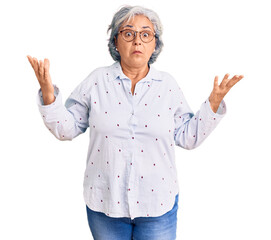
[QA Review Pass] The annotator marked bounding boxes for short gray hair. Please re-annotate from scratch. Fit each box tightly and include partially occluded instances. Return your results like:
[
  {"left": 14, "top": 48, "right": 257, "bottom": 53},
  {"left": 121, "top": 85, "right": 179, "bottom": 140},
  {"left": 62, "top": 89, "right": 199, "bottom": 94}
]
[{"left": 107, "top": 5, "right": 164, "bottom": 65}]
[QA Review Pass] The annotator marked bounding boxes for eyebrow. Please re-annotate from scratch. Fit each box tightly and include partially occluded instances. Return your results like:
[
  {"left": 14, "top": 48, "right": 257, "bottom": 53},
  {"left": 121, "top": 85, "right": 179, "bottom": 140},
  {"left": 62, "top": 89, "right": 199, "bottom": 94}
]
[
  {"left": 122, "top": 25, "right": 134, "bottom": 28},
  {"left": 122, "top": 25, "right": 152, "bottom": 30}
]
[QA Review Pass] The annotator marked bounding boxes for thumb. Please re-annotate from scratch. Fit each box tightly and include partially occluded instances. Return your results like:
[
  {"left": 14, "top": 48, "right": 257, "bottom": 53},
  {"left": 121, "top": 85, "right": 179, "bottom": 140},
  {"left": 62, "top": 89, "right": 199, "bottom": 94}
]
[{"left": 44, "top": 58, "right": 50, "bottom": 78}]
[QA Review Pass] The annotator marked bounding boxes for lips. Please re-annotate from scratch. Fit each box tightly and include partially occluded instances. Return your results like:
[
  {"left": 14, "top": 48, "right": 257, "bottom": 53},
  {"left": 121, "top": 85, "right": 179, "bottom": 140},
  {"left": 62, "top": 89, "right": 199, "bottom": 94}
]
[{"left": 133, "top": 51, "right": 142, "bottom": 54}]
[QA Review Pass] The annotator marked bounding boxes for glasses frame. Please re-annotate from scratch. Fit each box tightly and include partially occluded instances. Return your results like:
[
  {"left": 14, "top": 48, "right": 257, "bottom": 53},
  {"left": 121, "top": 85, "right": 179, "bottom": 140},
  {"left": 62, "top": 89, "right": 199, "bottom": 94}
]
[{"left": 118, "top": 29, "right": 156, "bottom": 43}]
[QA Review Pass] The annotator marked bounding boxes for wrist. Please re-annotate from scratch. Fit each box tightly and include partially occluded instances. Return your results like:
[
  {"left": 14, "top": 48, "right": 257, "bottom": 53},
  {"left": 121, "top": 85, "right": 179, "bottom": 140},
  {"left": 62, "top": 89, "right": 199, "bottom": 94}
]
[
  {"left": 42, "top": 94, "right": 56, "bottom": 105},
  {"left": 41, "top": 83, "right": 54, "bottom": 92},
  {"left": 41, "top": 85, "right": 55, "bottom": 105},
  {"left": 209, "top": 96, "right": 221, "bottom": 113}
]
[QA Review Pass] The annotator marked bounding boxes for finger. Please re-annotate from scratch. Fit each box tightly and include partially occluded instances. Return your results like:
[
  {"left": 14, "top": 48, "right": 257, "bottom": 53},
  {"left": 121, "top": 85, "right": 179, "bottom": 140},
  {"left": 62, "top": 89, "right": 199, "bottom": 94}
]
[
  {"left": 236, "top": 74, "right": 244, "bottom": 81},
  {"left": 27, "top": 55, "right": 36, "bottom": 70},
  {"left": 44, "top": 58, "right": 50, "bottom": 69},
  {"left": 44, "top": 58, "right": 50, "bottom": 80},
  {"left": 32, "top": 57, "right": 39, "bottom": 76},
  {"left": 27, "top": 55, "right": 34, "bottom": 68},
  {"left": 237, "top": 75, "right": 244, "bottom": 81},
  {"left": 39, "top": 60, "right": 44, "bottom": 77},
  {"left": 220, "top": 73, "right": 230, "bottom": 88},
  {"left": 226, "top": 75, "right": 243, "bottom": 88},
  {"left": 213, "top": 76, "right": 219, "bottom": 89}
]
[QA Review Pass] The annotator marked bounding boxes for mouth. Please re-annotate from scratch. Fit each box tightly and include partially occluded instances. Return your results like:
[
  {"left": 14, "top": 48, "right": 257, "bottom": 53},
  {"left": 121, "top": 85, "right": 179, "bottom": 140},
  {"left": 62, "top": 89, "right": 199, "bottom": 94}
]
[{"left": 133, "top": 51, "right": 142, "bottom": 54}]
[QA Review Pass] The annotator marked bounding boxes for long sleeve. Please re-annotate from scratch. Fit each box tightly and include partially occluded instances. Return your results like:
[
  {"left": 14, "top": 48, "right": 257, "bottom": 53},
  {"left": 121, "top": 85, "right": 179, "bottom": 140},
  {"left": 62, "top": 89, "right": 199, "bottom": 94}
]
[
  {"left": 172, "top": 80, "right": 226, "bottom": 150},
  {"left": 36, "top": 83, "right": 90, "bottom": 141},
  {"left": 34, "top": 61, "right": 229, "bottom": 220}
]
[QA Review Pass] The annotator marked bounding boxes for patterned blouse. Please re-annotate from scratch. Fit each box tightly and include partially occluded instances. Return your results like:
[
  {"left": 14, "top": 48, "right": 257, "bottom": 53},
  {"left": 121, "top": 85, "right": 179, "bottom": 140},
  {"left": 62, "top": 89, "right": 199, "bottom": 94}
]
[{"left": 37, "top": 61, "right": 226, "bottom": 220}]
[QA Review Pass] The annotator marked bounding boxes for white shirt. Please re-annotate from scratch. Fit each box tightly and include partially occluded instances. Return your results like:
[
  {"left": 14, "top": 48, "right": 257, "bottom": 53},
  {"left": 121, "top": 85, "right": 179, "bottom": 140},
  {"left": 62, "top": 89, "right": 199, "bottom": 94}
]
[{"left": 37, "top": 61, "right": 226, "bottom": 220}]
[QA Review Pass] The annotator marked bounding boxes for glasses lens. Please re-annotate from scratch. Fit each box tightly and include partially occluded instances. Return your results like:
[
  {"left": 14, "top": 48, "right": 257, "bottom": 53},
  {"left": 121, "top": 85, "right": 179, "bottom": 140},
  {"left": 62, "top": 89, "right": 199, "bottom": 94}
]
[
  {"left": 141, "top": 30, "right": 154, "bottom": 43},
  {"left": 122, "top": 30, "right": 134, "bottom": 41}
]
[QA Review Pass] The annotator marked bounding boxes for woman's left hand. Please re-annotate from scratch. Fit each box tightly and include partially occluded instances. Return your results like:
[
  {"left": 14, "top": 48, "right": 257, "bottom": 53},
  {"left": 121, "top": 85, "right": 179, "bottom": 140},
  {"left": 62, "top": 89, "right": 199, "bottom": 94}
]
[{"left": 209, "top": 73, "right": 244, "bottom": 113}]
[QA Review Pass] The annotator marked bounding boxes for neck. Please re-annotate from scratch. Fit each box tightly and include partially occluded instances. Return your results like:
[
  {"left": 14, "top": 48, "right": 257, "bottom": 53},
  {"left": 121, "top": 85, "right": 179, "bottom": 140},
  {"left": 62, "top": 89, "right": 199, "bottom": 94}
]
[{"left": 120, "top": 61, "right": 149, "bottom": 82}]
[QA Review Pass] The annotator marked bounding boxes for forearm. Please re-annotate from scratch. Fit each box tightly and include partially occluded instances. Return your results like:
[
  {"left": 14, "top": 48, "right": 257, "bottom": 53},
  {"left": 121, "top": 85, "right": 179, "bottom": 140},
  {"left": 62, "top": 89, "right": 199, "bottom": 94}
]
[
  {"left": 174, "top": 98, "right": 226, "bottom": 149},
  {"left": 37, "top": 85, "right": 88, "bottom": 140}
]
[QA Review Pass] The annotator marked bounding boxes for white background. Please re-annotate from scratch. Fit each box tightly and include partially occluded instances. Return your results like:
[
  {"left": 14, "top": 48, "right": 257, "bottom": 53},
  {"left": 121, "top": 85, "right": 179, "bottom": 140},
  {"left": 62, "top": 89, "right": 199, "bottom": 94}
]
[{"left": 1, "top": 0, "right": 270, "bottom": 239}]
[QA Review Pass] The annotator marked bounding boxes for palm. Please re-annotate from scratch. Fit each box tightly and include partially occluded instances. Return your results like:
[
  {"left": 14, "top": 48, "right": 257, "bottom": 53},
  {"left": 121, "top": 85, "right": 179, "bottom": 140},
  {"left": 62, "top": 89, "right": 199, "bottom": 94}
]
[{"left": 209, "top": 73, "right": 244, "bottom": 112}]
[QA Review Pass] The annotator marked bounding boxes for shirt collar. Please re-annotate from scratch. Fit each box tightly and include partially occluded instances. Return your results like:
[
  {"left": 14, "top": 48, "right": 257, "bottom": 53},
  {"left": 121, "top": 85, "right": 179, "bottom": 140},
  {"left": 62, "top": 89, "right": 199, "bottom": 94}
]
[{"left": 108, "top": 61, "right": 163, "bottom": 82}]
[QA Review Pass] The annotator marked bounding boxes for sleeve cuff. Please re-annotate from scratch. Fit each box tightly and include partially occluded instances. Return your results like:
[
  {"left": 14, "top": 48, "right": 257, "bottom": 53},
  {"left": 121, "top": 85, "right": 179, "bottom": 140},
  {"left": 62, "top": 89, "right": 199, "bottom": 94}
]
[
  {"left": 36, "top": 84, "right": 62, "bottom": 113},
  {"left": 205, "top": 98, "right": 227, "bottom": 118}
]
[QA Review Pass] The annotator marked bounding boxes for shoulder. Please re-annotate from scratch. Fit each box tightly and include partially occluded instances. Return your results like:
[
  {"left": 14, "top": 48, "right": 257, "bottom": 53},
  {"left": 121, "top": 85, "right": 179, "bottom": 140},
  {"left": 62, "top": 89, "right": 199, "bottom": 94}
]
[
  {"left": 79, "top": 63, "right": 116, "bottom": 86},
  {"left": 69, "top": 65, "right": 109, "bottom": 97},
  {"left": 152, "top": 66, "right": 180, "bottom": 87},
  {"left": 160, "top": 70, "right": 176, "bottom": 82},
  {"left": 84, "top": 65, "right": 110, "bottom": 80}
]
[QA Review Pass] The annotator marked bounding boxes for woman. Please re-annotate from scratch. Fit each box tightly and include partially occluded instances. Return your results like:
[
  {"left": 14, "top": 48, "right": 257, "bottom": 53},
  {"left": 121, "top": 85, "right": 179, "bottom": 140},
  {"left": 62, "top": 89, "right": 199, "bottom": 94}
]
[{"left": 27, "top": 5, "right": 244, "bottom": 240}]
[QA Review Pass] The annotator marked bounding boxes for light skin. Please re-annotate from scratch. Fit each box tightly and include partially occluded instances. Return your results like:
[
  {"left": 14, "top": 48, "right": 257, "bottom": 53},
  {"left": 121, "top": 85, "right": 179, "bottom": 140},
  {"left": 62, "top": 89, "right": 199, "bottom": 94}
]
[
  {"left": 27, "top": 56, "right": 55, "bottom": 105},
  {"left": 209, "top": 73, "right": 244, "bottom": 112},
  {"left": 114, "top": 15, "right": 156, "bottom": 95},
  {"left": 27, "top": 14, "right": 244, "bottom": 112}
]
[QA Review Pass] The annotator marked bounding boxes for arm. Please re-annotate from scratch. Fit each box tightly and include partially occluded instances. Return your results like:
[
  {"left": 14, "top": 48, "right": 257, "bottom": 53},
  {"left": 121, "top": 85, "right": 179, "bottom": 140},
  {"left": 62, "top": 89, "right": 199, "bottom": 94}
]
[
  {"left": 27, "top": 55, "right": 90, "bottom": 140},
  {"left": 173, "top": 88, "right": 226, "bottom": 150},
  {"left": 36, "top": 84, "right": 90, "bottom": 140},
  {"left": 173, "top": 73, "right": 244, "bottom": 149}
]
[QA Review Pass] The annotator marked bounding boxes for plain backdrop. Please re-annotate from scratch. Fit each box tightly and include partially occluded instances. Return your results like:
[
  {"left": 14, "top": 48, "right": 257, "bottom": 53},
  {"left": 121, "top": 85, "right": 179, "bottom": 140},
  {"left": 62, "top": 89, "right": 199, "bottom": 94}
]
[{"left": 1, "top": 0, "right": 270, "bottom": 239}]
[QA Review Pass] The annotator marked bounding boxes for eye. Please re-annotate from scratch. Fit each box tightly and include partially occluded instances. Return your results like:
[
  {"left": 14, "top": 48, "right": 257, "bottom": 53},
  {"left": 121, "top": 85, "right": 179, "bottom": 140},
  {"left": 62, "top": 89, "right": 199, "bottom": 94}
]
[
  {"left": 142, "top": 32, "right": 150, "bottom": 38},
  {"left": 124, "top": 31, "right": 133, "bottom": 37}
]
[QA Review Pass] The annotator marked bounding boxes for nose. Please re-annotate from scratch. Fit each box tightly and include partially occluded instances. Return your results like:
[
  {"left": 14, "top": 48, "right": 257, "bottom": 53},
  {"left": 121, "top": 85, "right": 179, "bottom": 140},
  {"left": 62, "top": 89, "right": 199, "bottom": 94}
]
[{"left": 133, "top": 32, "right": 142, "bottom": 45}]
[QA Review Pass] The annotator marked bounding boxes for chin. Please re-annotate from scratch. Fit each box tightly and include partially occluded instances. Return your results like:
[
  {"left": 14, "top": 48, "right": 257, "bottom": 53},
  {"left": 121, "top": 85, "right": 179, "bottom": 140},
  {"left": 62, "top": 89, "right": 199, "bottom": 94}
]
[
  {"left": 132, "top": 61, "right": 148, "bottom": 68},
  {"left": 121, "top": 56, "right": 149, "bottom": 68},
  {"left": 129, "top": 57, "right": 148, "bottom": 66}
]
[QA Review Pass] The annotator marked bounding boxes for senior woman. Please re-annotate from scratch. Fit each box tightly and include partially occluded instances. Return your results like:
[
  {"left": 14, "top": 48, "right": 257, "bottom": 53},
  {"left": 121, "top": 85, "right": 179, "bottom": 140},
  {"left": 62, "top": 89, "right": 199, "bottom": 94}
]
[{"left": 27, "top": 5, "right": 244, "bottom": 240}]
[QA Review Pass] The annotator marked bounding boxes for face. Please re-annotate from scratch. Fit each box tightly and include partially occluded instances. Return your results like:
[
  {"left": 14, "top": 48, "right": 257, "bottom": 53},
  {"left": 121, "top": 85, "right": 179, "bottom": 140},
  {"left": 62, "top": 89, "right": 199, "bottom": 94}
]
[{"left": 115, "top": 15, "right": 156, "bottom": 68}]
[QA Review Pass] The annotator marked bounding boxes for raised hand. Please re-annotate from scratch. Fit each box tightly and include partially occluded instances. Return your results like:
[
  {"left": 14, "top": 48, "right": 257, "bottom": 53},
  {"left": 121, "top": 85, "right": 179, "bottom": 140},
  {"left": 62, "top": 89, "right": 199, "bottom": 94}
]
[
  {"left": 27, "top": 55, "right": 55, "bottom": 105},
  {"left": 209, "top": 73, "right": 244, "bottom": 113}
]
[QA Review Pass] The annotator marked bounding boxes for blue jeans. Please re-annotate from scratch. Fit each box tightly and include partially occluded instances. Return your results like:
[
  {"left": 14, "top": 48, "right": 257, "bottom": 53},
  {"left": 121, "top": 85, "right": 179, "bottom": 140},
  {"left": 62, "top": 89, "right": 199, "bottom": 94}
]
[{"left": 86, "top": 193, "right": 179, "bottom": 240}]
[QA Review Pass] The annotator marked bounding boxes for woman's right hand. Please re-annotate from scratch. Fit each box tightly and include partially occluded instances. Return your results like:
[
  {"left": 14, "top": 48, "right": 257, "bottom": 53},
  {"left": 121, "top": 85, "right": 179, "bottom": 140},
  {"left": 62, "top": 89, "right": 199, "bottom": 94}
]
[{"left": 27, "top": 55, "right": 56, "bottom": 105}]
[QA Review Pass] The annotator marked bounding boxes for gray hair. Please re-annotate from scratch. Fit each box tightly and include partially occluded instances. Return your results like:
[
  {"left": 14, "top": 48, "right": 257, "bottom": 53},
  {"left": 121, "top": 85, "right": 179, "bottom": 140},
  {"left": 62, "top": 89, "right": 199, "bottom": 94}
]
[{"left": 107, "top": 5, "right": 164, "bottom": 65}]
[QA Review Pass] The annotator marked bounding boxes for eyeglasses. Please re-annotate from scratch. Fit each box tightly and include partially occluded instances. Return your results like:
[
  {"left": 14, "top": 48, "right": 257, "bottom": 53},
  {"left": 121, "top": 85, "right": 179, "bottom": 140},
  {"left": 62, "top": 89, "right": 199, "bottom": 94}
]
[{"left": 118, "top": 29, "right": 156, "bottom": 43}]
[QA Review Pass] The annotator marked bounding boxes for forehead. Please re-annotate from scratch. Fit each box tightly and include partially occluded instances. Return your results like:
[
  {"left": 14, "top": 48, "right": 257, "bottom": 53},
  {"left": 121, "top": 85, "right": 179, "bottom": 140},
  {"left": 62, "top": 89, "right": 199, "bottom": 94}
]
[{"left": 121, "top": 15, "right": 154, "bottom": 30}]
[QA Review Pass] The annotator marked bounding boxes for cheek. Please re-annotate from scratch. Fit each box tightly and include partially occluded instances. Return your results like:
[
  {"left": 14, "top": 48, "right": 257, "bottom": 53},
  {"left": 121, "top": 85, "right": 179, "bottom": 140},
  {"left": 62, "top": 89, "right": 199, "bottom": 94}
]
[
  {"left": 117, "top": 42, "right": 130, "bottom": 55},
  {"left": 147, "top": 43, "right": 156, "bottom": 55}
]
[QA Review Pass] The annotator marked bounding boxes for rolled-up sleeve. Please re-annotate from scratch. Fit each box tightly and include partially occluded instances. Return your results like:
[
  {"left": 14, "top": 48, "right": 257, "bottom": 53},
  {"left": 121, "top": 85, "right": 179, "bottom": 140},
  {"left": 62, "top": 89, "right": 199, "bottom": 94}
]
[
  {"left": 36, "top": 84, "right": 90, "bottom": 141},
  {"left": 172, "top": 80, "right": 226, "bottom": 150}
]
